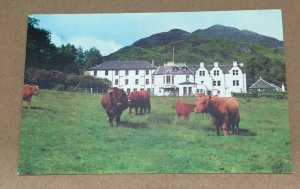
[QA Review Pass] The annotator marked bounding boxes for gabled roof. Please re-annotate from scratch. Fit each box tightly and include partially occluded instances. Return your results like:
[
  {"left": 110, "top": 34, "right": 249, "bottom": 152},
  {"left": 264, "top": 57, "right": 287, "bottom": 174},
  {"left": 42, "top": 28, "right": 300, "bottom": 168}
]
[
  {"left": 249, "top": 77, "right": 280, "bottom": 89},
  {"left": 89, "top": 61, "right": 157, "bottom": 70},
  {"left": 196, "top": 64, "right": 245, "bottom": 74},
  {"left": 152, "top": 65, "right": 194, "bottom": 75}
]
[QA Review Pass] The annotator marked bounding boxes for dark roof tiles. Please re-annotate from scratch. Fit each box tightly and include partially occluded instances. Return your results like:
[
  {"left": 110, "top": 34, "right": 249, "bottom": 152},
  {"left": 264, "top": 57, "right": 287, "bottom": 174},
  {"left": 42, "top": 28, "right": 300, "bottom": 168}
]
[
  {"left": 89, "top": 61, "right": 157, "bottom": 70},
  {"left": 250, "top": 78, "right": 280, "bottom": 89}
]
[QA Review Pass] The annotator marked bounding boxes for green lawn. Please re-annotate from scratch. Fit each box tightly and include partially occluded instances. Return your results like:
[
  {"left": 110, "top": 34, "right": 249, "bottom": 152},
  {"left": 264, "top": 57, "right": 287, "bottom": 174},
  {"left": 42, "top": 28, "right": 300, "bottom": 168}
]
[{"left": 18, "top": 90, "right": 292, "bottom": 174}]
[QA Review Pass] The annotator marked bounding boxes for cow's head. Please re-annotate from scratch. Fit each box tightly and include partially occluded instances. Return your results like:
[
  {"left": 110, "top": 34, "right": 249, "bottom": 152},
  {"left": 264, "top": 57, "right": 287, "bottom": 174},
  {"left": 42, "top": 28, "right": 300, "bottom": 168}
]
[
  {"left": 31, "top": 85, "right": 39, "bottom": 95},
  {"left": 107, "top": 88, "right": 127, "bottom": 107},
  {"left": 186, "top": 104, "right": 196, "bottom": 112},
  {"left": 194, "top": 93, "right": 210, "bottom": 113}
]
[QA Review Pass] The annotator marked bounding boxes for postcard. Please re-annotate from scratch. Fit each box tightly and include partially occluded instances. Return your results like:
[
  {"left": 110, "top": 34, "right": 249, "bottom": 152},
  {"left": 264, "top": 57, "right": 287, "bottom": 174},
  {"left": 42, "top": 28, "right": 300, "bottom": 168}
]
[{"left": 18, "top": 10, "right": 291, "bottom": 174}]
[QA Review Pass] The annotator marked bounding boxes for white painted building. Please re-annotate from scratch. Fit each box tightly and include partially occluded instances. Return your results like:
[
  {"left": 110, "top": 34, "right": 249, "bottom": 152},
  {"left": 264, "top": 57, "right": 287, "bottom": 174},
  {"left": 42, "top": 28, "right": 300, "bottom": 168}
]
[
  {"left": 86, "top": 60, "right": 247, "bottom": 97},
  {"left": 86, "top": 61, "right": 157, "bottom": 94}
]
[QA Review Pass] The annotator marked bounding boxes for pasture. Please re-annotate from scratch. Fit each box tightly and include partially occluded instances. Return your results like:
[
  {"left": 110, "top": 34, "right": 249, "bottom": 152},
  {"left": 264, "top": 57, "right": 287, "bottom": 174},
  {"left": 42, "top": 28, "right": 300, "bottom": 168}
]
[{"left": 18, "top": 90, "right": 292, "bottom": 174}]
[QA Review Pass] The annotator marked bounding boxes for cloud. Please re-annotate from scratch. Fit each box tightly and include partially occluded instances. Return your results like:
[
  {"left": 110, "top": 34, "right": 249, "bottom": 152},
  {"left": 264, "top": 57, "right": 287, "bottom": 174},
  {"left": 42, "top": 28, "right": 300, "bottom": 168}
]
[
  {"left": 67, "top": 36, "right": 123, "bottom": 56},
  {"left": 50, "top": 33, "right": 63, "bottom": 46},
  {"left": 49, "top": 34, "right": 123, "bottom": 56}
]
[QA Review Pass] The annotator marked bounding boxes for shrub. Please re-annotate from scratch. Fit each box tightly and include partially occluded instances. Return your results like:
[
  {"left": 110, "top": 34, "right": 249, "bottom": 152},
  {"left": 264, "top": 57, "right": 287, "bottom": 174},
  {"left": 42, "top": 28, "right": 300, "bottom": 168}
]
[{"left": 24, "top": 68, "right": 111, "bottom": 92}]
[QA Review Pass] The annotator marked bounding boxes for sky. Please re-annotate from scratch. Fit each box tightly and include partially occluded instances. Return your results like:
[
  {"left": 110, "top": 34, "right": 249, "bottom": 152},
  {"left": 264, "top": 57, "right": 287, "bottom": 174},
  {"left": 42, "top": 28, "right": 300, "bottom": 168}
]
[{"left": 31, "top": 9, "right": 284, "bottom": 56}]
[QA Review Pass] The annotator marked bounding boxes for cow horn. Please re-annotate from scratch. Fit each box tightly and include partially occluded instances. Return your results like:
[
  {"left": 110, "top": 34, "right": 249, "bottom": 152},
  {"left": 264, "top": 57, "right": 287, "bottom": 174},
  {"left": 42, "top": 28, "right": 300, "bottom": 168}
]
[{"left": 107, "top": 89, "right": 113, "bottom": 95}]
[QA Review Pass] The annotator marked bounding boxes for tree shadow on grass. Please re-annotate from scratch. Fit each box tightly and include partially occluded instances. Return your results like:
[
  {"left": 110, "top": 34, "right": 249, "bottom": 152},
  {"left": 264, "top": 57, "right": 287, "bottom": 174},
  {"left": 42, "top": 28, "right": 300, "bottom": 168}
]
[{"left": 120, "top": 121, "right": 149, "bottom": 129}]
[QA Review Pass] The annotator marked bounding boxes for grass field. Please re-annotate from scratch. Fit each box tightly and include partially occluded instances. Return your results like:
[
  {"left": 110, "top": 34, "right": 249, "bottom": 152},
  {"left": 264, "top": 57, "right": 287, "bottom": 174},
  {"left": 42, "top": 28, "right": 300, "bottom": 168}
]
[{"left": 18, "top": 90, "right": 292, "bottom": 174}]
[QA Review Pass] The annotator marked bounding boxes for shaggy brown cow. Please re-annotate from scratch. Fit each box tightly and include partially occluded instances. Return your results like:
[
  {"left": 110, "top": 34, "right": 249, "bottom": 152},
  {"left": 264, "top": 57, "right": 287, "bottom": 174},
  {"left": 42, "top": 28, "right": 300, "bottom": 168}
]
[
  {"left": 128, "top": 90, "right": 151, "bottom": 115},
  {"left": 101, "top": 87, "right": 128, "bottom": 127},
  {"left": 23, "top": 84, "right": 39, "bottom": 109},
  {"left": 175, "top": 99, "right": 196, "bottom": 120},
  {"left": 195, "top": 93, "right": 240, "bottom": 135}
]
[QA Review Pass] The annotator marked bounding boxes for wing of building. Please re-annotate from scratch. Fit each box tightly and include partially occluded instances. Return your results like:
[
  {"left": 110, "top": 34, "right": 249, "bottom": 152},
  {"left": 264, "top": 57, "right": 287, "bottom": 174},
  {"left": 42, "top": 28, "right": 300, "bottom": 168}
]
[{"left": 86, "top": 60, "right": 247, "bottom": 97}]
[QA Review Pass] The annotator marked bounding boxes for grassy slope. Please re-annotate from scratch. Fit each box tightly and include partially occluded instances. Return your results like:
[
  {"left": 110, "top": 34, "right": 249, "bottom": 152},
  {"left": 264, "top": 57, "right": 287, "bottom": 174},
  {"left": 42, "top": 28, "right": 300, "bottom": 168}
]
[{"left": 18, "top": 90, "right": 292, "bottom": 174}]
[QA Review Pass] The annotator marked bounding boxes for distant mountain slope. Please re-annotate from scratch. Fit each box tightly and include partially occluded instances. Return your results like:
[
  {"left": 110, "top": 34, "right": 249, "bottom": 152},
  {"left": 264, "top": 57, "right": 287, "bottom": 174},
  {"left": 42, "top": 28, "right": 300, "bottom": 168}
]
[
  {"left": 105, "top": 25, "right": 285, "bottom": 85},
  {"left": 192, "top": 25, "right": 283, "bottom": 47}
]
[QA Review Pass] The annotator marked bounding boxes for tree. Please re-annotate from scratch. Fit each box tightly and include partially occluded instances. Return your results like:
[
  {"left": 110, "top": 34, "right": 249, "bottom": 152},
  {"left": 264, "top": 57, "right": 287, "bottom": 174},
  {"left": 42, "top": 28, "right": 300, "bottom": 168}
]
[
  {"left": 84, "top": 47, "right": 103, "bottom": 69},
  {"left": 54, "top": 44, "right": 79, "bottom": 74},
  {"left": 25, "top": 16, "right": 57, "bottom": 70},
  {"left": 76, "top": 47, "right": 85, "bottom": 74}
]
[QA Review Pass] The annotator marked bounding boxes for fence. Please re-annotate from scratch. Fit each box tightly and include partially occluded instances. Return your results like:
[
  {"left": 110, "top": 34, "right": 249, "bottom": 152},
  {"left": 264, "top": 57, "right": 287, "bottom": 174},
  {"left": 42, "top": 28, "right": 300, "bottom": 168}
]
[{"left": 64, "top": 87, "right": 105, "bottom": 94}]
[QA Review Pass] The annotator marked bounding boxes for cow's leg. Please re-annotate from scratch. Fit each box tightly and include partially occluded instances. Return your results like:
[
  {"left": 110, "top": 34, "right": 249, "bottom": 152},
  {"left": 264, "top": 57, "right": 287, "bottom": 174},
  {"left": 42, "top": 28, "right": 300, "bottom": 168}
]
[
  {"left": 116, "top": 114, "right": 121, "bottom": 127},
  {"left": 107, "top": 113, "right": 114, "bottom": 127},
  {"left": 129, "top": 107, "right": 132, "bottom": 114},
  {"left": 216, "top": 124, "right": 221, "bottom": 135},
  {"left": 139, "top": 106, "right": 143, "bottom": 114},
  {"left": 235, "top": 122, "right": 240, "bottom": 135},
  {"left": 135, "top": 106, "right": 138, "bottom": 115},
  {"left": 27, "top": 101, "right": 31, "bottom": 109},
  {"left": 176, "top": 113, "right": 180, "bottom": 120},
  {"left": 222, "top": 123, "right": 229, "bottom": 136}
]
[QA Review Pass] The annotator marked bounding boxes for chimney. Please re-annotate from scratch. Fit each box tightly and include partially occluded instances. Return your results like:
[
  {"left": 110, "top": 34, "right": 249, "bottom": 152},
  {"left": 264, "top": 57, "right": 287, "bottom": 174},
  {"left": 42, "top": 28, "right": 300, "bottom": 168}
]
[
  {"left": 214, "top": 62, "right": 218, "bottom": 67},
  {"left": 200, "top": 62, "right": 204, "bottom": 67},
  {"left": 233, "top": 60, "right": 238, "bottom": 67},
  {"left": 152, "top": 59, "right": 155, "bottom": 66}
]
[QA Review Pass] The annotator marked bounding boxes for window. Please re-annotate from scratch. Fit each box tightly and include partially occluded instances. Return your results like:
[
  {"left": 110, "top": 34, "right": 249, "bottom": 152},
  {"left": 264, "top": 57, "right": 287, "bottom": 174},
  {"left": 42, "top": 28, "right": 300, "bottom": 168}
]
[
  {"left": 214, "top": 70, "right": 219, "bottom": 76},
  {"left": 135, "top": 79, "right": 139, "bottom": 85},
  {"left": 146, "top": 79, "right": 149, "bottom": 85},
  {"left": 134, "top": 88, "right": 137, "bottom": 91},
  {"left": 182, "top": 67, "right": 187, "bottom": 71},
  {"left": 233, "top": 70, "right": 238, "bottom": 75},
  {"left": 201, "top": 81, "right": 204, "bottom": 85},
  {"left": 147, "top": 88, "right": 151, "bottom": 93},
  {"left": 135, "top": 70, "right": 139, "bottom": 75},
  {"left": 173, "top": 67, "right": 179, "bottom": 72},
  {"left": 125, "top": 79, "right": 129, "bottom": 85},
  {"left": 152, "top": 76, "right": 154, "bottom": 84},
  {"left": 213, "top": 81, "right": 216, "bottom": 86},
  {"left": 186, "top": 75, "right": 190, "bottom": 82},
  {"left": 146, "top": 70, "right": 149, "bottom": 75},
  {"left": 217, "top": 81, "right": 221, "bottom": 86},
  {"left": 115, "top": 70, "right": 119, "bottom": 75},
  {"left": 115, "top": 79, "right": 118, "bottom": 85},
  {"left": 233, "top": 80, "right": 240, "bottom": 86},
  {"left": 183, "top": 87, "right": 187, "bottom": 95},
  {"left": 125, "top": 70, "right": 129, "bottom": 76},
  {"left": 199, "top": 71, "right": 205, "bottom": 76},
  {"left": 127, "top": 89, "right": 131, "bottom": 95},
  {"left": 188, "top": 87, "right": 192, "bottom": 95},
  {"left": 166, "top": 76, "right": 171, "bottom": 84},
  {"left": 105, "top": 70, "right": 108, "bottom": 76},
  {"left": 93, "top": 70, "right": 97, "bottom": 76},
  {"left": 140, "top": 88, "right": 144, "bottom": 90}
]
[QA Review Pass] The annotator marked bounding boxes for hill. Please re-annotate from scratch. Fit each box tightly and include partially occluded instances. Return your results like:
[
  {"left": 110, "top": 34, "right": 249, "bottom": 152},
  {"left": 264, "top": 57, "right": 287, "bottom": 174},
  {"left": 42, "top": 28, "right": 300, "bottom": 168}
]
[{"left": 105, "top": 25, "right": 285, "bottom": 85}]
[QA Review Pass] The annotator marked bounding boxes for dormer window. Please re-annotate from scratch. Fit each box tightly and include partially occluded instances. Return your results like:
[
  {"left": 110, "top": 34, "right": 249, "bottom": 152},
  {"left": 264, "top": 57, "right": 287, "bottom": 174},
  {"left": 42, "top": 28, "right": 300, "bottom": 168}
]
[
  {"left": 172, "top": 67, "right": 179, "bottom": 72},
  {"left": 181, "top": 67, "right": 187, "bottom": 71}
]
